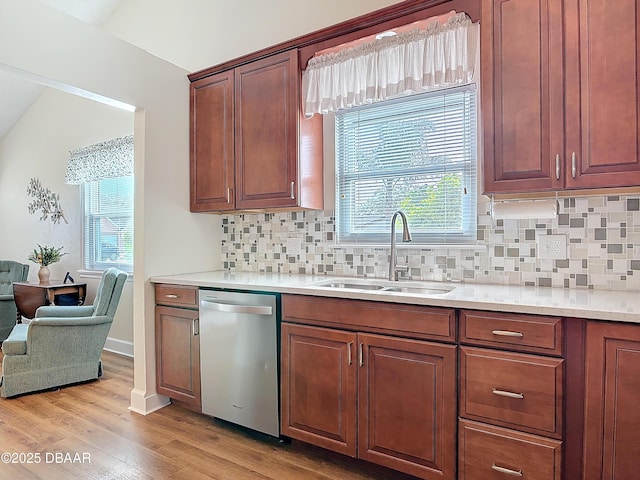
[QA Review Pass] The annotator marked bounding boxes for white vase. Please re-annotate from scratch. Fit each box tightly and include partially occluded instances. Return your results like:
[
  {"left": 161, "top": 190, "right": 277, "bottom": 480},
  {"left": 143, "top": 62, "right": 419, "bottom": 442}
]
[{"left": 38, "top": 265, "right": 50, "bottom": 283}]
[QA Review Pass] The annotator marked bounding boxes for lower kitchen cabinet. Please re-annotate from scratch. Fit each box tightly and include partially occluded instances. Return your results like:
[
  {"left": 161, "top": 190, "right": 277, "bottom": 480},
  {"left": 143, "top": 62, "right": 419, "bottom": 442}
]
[
  {"left": 155, "top": 284, "right": 201, "bottom": 411},
  {"left": 151, "top": 284, "right": 640, "bottom": 480},
  {"left": 280, "top": 323, "right": 357, "bottom": 456},
  {"left": 584, "top": 321, "right": 640, "bottom": 479},
  {"left": 281, "top": 298, "right": 457, "bottom": 480},
  {"left": 358, "top": 333, "right": 456, "bottom": 479},
  {"left": 459, "top": 310, "right": 565, "bottom": 480}
]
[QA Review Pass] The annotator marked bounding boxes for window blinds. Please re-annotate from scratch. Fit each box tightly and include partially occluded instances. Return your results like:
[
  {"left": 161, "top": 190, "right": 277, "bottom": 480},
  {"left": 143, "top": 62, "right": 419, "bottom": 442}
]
[
  {"left": 83, "top": 176, "right": 134, "bottom": 272},
  {"left": 335, "top": 85, "right": 477, "bottom": 245}
]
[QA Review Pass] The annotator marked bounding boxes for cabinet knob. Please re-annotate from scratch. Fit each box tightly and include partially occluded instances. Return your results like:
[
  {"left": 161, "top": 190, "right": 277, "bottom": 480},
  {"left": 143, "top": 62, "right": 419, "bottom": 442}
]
[
  {"left": 290, "top": 181, "right": 296, "bottom": 200},
  {"left": 165, "top": 294, "right": 179, "bottom": 299},
  {"left": 555, "top": 154, "right": 560, "bottom": 180},
  {"left": 571, "top": 152, "right": 577, "bottom": 178}
]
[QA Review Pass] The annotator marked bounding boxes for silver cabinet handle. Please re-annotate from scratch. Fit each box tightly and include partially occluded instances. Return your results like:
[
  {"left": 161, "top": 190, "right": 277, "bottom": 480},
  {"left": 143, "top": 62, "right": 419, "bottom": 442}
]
[
  {"left": 200, "top": 299, "right": 272, "bottom": 316},
  {"left": 571, "top": 151, "right": 577, "bottom": 178},
  {"left": 492, "top": 330, "right": 524, "bottom": 338},
  {"left": 555, "top": 153, "right": 560, "bottom": 180},
  {"left": 226, "top": 187, "right": 233, "bottom": 204},
  {"left": 347, "top": 342, "right": 353, "bottom": 365},
  {"left": 165, "top": 294, "right": 179, "bottom": 299},
  {"left": 290, "top": 181, "right": 295, "bottom": 200},
  {"left": 492, "top": 464, "right": 523, "bottom": 477},
  {"left": 358, "top": 343, "right": 364, "bottom": 367},
  {"left": 492, "top": 388, "right": 524, "bottom": 399},
  {"left": 192, "top": 318, "right": 199, "bottom": 336}
]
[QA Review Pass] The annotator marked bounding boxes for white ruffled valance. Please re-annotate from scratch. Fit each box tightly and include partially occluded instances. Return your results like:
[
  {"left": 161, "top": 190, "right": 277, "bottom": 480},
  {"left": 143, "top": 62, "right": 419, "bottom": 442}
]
[
  {"left": 65, "top": 135, "right": 134, "bottom": 184},
  {"left": 302, "top": 12, "right": 479, "bottom": 117}
]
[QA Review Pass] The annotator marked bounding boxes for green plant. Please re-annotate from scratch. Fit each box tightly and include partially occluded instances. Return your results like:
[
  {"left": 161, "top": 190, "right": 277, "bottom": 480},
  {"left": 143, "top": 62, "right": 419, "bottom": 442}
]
[{"left": 28, "top": 244, "right": 67, "bottom": 266}]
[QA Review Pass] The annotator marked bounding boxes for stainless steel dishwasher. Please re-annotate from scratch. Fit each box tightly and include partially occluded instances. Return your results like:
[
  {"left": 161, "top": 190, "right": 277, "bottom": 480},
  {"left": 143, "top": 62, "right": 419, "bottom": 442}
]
[{"left": 198, "top": 289, "right": 280, "bottom": 437}]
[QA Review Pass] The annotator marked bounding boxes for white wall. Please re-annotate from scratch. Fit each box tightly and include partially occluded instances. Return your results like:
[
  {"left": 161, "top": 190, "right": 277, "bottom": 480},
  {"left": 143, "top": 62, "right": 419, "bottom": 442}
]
[
  {"left": 105, "top": 0, "right": 399, "bottom": 72},
  {"left": 0, "top": 87, "right": 134, "bottom": 344},
  {"left": 0, "top": 0, "right": 219, "bottom": 414}
]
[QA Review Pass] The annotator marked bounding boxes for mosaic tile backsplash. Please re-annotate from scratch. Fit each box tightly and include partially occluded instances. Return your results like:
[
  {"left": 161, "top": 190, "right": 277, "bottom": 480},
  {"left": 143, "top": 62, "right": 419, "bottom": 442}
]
[{"left": 221, "top": 195, "right": 640, "bottom": 291}]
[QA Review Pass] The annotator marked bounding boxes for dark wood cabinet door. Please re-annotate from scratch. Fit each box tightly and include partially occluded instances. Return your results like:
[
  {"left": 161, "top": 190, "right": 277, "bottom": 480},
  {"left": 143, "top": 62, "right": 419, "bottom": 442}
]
[
  {"left": 358, "top": 333, "right": 457, "bottom": 480},
  {"left": 235, "top": 50, "right": 299, "bottom": 210},
  {"left": 482, "top": 0, "right": 564, "bottom": 193},
  {"left": 190, "top": 71, "right": 235, "bottom": 212},
  {"left": 155, "top": 306, "right": 201, "bottom": 408},
  {"left": 564, "top": 0, "right": 640, "bottom": 189},
  {"left": 584, "top": 321, "right": 640, "bottom": 479},
  {"left": 280, "top": 323, "right": 357, "bottom": 457}
]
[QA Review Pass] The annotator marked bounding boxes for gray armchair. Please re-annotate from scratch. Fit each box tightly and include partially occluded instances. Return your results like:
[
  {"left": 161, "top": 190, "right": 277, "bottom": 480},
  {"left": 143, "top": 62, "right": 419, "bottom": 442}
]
[
  {"left": 1, "top": 268, "right": 127, "bottom": 398},
  {"left": 0, "top": 260, "right": 29, "bottom": 342}
]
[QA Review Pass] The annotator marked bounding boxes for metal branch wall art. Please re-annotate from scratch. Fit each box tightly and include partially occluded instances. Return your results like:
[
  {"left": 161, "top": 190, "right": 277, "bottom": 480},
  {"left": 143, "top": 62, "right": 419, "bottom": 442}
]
[{"left": 26, "top": 177, "right": 68, "bottom": 224}]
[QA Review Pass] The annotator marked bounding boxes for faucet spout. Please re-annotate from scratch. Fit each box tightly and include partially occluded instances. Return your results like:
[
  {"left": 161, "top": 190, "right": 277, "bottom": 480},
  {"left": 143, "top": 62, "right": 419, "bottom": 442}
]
[{"left": 389, "top": 210, "right": 412, "bottom": 281}]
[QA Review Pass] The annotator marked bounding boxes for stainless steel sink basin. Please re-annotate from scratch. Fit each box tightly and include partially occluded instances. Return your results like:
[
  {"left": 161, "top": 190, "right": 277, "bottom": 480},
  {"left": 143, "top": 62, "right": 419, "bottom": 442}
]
[
  {"left": 382, "top": 285, "right": 454, "bottom": 295},
  {"left": 309, "top": 279, "right": 455, "bottom": 295},
  {"left": 317, "top": 282, "right": 386, "bottom": 291}
]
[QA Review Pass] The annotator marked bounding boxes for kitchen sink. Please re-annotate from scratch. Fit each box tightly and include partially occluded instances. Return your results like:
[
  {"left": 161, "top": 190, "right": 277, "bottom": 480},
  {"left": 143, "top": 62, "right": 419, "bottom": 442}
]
[
  {"left": 309, "top": 279, "right": 455, "bottom": 295},
  {"left": 382, "top": 285, "right": 454, "bottom": 295},
  {"left": 315, "top": 282, "right": 386, "bottom": 290}
]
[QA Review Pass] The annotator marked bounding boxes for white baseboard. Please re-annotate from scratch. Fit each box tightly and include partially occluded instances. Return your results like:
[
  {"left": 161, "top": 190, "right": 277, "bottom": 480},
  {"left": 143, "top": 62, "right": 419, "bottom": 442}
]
[
  {"left": 102, "top": 339, "right": 172, "bottom": 415},
  {"left": 129, "top": 388, "right": 171, "bottom": 415},
  {"left": 103, "top": 337, "right": 134, "bottom": 357}
]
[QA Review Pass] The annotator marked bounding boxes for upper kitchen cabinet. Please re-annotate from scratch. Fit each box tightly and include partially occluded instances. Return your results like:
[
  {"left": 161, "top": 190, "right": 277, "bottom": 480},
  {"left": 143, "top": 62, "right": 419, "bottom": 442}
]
[
  {"left": 564, "top": 0, "right": 640, "bottom": 190},
  {"left": 190, "top": 70, "right": 234, "bottom": 211},
  {"left": 483, "top": 0, "right": 640, "bottom": 194},
  {"left": 481, "top": 0, "right": 564, "bottom": 193},
  {"left": 189, "top": 50, "right": 323, "bottom": 212}
]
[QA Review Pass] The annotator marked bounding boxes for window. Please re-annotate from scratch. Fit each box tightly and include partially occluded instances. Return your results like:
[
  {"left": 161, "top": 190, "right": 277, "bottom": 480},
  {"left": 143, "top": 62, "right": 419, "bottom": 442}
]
[
  {"left": 335, "top": 85, "right": 477, "bottom": 245},
  {"left": 83, "top": 176, "right": 134, "bottom": 272}
]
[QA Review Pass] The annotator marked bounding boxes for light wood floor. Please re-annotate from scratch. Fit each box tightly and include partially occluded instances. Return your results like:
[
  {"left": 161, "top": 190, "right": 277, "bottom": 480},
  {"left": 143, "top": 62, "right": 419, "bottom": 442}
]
[{"left": 0, "top": 351, "right": 416, "bottom": 480}]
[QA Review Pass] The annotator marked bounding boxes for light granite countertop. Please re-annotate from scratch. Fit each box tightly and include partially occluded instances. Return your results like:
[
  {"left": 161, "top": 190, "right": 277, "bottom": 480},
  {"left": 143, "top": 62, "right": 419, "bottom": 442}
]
[{"left": 149, "top": 270, "right": 640, "bottom": 324}]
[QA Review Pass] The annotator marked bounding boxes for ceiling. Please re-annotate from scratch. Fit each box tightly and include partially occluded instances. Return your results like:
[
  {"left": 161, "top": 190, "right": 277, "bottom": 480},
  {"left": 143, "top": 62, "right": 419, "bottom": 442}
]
[{"left": 0, "top": 0, "right": 126, "bottom": 140}]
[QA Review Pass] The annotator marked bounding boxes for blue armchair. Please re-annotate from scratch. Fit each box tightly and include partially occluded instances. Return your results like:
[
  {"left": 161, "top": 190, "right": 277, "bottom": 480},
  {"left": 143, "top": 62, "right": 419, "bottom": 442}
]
[
  {"left": 1, "top": 268, "right": 127, "bottom": 398},
  {"left": 0, "top": 261, "right": 29, "bottom": 342}
]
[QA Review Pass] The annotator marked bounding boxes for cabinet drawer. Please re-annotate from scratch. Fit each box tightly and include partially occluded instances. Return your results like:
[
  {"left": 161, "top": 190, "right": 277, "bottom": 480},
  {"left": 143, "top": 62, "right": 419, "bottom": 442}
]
[
  {"left": 155, "top": 284, "right": 198, "bottom": 308},
  {"left": 460, "top": 310, "right": 563, "bottom": 355},
  {"left": 460, "top": 347, "right": 564, "bottom": 438},
  {"left": 459, "top": 419, "right": 562, "bottom": 480},
  {"left": 282, "top": 295, "right": 456, "bottom": 342}
]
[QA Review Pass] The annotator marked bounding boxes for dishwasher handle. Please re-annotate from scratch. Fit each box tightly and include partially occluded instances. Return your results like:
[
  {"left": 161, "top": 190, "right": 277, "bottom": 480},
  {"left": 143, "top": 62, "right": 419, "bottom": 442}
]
[{"left": 200, "top": 299, "right": 273, "bottom": 316}]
